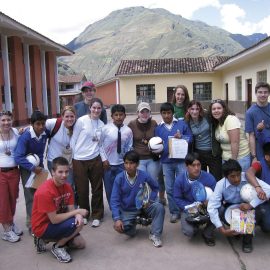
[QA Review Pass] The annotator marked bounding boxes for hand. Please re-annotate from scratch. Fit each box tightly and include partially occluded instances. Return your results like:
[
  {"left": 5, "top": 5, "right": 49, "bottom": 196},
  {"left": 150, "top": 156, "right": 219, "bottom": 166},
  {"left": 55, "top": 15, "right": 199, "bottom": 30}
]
[
  {"left": 255, "top": 186, "right": 267, "bottom": 200},
  {"left": 114, "top": 220, "right": 124, "bottom": 233},
  {"left": 219, "top": 226, "right": 239, "bottom": 237},
  {"left": 174, "top": 129, "right": 181, "bottom": 139},
  {"left": 34, "top": 166, "right": 42, "bottom": 174},
  {"left": 18, "top": 127, "right": 25, "bottom": 135},
  {"left": 74, "top": 214, "right": 84, "bottom": 227},
  {"left": 103, "top": 160, "right": 110, "bottom": 170},
  {"left": 239, "top": 203, "right": 252, "bottom": 211},
  {"left": 256, "top": 120, "right": 265, "bottom": 132},
  {"left": 76, "top": 208, "right": 89, "bottom": 217}
]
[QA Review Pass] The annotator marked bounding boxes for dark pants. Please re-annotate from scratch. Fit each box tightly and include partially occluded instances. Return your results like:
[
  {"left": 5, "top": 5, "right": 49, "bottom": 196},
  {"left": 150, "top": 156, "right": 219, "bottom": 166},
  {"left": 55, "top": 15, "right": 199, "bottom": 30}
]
[
  {"left": 73, "top": 156, "right": 104, "bottom": 220},
  {"left": 20, "top": 167, "right": 36, "bottom": 228},
  {"left": 195, "top": 149, "right": 223, "bottom": 181}
]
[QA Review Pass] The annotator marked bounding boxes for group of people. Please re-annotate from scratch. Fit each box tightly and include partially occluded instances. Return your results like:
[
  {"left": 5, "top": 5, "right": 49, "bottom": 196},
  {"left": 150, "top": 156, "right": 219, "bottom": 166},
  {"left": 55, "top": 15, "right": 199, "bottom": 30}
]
[{"left": 1, "top": 81, "right": 270, "bottom": 263}]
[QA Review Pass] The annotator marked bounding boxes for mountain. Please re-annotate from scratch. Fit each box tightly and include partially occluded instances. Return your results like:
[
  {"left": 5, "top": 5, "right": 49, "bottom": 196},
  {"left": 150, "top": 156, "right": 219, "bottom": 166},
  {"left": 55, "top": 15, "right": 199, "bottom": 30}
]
[
  {"left": 230, "top": 33, "right": 268, "bottom": 48},
  {"left": 60, "top": 7, "right": 265, "bottom": 83}
]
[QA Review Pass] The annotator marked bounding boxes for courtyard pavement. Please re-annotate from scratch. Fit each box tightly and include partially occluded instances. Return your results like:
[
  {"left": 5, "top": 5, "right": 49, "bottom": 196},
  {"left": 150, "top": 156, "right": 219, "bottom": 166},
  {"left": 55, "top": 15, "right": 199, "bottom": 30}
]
[{"left": 1, "top": 112, "right": 268, "bottom": 270}]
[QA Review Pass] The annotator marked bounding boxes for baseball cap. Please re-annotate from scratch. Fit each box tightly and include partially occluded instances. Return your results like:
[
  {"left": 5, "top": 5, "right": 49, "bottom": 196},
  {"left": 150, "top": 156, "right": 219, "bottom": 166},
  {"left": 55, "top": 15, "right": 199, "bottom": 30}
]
[
  {"left": 137, "top": 102, "right": 151, "bottom": 112},
  {"left": 81, "top": 81, "right": 96, "bottom": 91}
]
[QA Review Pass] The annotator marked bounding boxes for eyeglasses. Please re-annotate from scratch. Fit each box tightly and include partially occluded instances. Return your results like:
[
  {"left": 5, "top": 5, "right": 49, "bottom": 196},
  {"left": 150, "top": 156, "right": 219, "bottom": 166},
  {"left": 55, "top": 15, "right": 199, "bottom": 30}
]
[
  {"left": 0, "top": 111, "right": 12, "bottom": 117},
  {"left": 211, "top": 99, "right": 223, "bottom": 104}
]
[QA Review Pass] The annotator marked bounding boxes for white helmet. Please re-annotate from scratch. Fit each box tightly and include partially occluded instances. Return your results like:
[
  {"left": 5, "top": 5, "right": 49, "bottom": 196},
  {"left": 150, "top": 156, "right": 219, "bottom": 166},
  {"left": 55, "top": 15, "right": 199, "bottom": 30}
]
[
  {"left": 240, "top": 183, "right": 257, "bottom": 203},
  {"left": 148, "top": 137, "right": 164, "bottom": 154},
  {"left": 205, "top": 187, "right": 214, "bottom": 201},
  {"left": 26, "top": 154, "right": 40, "bottom": 166}
]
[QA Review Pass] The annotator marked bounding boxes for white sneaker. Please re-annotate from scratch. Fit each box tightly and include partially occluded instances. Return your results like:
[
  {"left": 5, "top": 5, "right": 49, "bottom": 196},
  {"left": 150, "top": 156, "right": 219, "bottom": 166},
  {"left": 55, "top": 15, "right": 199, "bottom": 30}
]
[
  {"left": 91, "top": 219, "right": 101, "bottom": 227},
  {"left": 83, "top": 218, "right": 88, "bottom": 225},
  {"left": 12, "top": 223, "right": 23, "bottom": 236},
  {"left": 51, "top": 243, "right": 72, "bottom": 263},
  {"left": 2, "top": 230, "right": 20, "bottom": 243},
  {"left": 149, "top": 234, "right": 162, "bottom": 248}
]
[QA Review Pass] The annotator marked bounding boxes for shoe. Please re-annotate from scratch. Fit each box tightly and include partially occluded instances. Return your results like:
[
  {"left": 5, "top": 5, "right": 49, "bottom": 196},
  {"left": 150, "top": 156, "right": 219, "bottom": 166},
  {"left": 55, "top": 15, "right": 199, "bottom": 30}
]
[
  {"left": 91, "top": 219, "right": 101, "bottom": 227},
  {"left": 28, "top": 227, "right": 35, "bottom": 237},
  {"left": 242, "top": 235, "right": 253, "bottom": 253},
  {"left": 2, "top": 230, "right": 20, "bottom": 243},
  {"left": 83, "top": 218, "right": 88, "bottom": 225},
  {"left": 202, "top": 234, "right": 216, "bottom": 247},
  {"left": 12, "top": 223, "right": 23, "bottom": 236},
  {"left": 149, "top": 234, "right": 162, "bottom": 248},
  {"left": 170, "top": 214, "right": 180, "bottom": 223},
  {"left": 34, "top": 236, "right": 46, "bottom": 253},
  {"left": 159, "top": 198, "right": 167, "bottom": 206},
  {"left": 51, "top": 243, "right": 72, "bottom": 263}
]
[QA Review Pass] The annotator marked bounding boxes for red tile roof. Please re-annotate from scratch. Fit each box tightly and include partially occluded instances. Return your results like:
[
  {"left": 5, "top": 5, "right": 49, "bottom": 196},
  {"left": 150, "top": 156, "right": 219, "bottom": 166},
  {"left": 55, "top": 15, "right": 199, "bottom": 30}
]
[
  {"left": 116, "top": 57, "right": 229, "bottom": 76},
  {"left": 58, "top": 74, "right": 86, "bottom": 83}
]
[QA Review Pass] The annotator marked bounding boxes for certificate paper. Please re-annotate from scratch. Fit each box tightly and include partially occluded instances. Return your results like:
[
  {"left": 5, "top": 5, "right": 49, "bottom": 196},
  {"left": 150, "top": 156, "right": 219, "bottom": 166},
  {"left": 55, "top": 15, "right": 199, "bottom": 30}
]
[{"left": 168, "top": 137, "right": 188, "bottom": 159}]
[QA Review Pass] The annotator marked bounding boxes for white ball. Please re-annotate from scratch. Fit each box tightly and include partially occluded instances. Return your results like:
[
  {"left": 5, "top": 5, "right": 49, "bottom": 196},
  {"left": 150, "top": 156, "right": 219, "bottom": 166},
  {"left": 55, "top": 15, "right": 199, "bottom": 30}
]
[
  {"left": 240, "top": 183, "right": 257, "bottom": 202},
  {"left": 148, "top": 137, "right": 164, "bottom": 154},
  {"left": 205, "top": 187, "right": 213, "bottom": 201},
  {"left": 26, "top": 154, "right": 40, "bottom": 166}
]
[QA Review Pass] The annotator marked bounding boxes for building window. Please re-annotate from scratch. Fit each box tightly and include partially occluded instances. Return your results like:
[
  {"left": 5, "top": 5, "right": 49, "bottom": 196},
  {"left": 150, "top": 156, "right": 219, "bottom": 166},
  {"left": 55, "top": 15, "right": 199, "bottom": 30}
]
[
  {"left": 235, "top": 76, "right": 242, "bottom": 100},
  {"left": 136, "top": 84, "right": 155, "bottom": 103},
  {"left": 257, "top": 70, "right": 267, "bottom": 83},
  {"left": 193, "top": 82, "right": 212, "bottom": 101},
  {"left": 65, "top": 84, "right": 74, "bottom": 90}
]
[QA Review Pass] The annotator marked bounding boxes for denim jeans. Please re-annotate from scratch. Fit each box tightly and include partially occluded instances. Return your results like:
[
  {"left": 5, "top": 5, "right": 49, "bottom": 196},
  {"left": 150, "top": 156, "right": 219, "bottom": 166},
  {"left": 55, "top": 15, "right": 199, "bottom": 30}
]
[
  {"left": 121, "top": 202, "right": 165, "bottom": 237},
  {"left": 138, "top": 159, "right": 160, "bottom": 182},
  {"left": 162, "top": 162, "right": 185, "bottom": 215},
  {"left": 103, "top": 164, "right": 124, "bottom": 206},
  {"left": 237, "top": 154, "right": 251, "bottom": 173}
]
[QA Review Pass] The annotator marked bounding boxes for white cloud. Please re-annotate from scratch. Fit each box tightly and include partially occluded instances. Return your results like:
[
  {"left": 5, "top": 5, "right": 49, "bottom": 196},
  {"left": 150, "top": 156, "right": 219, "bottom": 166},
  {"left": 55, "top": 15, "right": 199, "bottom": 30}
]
[{"left": 219, "top": 3, "right": 270, "bottom": 35}]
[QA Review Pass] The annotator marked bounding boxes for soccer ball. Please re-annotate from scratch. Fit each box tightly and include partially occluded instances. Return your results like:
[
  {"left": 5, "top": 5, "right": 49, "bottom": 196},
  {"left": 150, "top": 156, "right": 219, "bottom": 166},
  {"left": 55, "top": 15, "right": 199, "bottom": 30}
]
[
  {"left": 26, "top": 154, "right": 40, "bottom": 166},
  {"left": 205, "top": 187, "right": 214, "bottom": 201},
  {"left": 148, "top": 137, "right": 164, "bottom": 154},
  {"left": 240, "top": 183, "right": 257, "bottom": 203}
]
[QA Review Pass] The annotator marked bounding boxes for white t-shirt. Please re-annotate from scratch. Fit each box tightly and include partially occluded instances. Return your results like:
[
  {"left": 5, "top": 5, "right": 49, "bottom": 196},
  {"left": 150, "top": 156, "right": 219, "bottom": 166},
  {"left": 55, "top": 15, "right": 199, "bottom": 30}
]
[
  {"left": 46, "top": 119, "right": 72, "bottom": 162},
  {"left": 0, "top": 128, "right": 19, "bottom": 167},
  {"left": 70, "top": 115, "right": 106, "bottom": 161}
]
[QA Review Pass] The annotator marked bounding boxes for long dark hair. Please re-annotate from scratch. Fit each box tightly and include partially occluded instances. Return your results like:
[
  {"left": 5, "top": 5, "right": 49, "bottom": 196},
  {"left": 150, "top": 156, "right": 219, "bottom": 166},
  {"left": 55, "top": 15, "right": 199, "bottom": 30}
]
[
  {"left": 185, "top": 100, "right": 204, "bottom": 123},
  {"left": 171, "top": 85, "right": 190, "bottom": 113},
  {"left": 209, "top": 99, "right": 235, "bottom": 127}
]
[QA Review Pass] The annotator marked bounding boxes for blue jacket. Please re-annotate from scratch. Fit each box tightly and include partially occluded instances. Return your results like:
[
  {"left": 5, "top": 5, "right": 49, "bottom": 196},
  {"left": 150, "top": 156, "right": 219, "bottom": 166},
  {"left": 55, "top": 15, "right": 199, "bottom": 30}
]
[
  {"left": 14, "top": 128, "right": 49, "bottom": 171},
  {"left": 155, "top": 119, "right": 192, "bottom": 163},
  {"left": 110, "top": 170, "right": 159, "bottom": 221},
  {"left": 174, "top": 170, "right": 216, "bottom": 210}
]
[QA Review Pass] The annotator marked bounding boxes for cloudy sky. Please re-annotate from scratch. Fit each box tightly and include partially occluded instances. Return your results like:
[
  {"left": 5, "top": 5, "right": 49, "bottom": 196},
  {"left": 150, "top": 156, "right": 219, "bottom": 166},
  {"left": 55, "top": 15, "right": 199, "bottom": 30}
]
[{"left": 1, "top": 0, "right": 270, "bottom": 44}]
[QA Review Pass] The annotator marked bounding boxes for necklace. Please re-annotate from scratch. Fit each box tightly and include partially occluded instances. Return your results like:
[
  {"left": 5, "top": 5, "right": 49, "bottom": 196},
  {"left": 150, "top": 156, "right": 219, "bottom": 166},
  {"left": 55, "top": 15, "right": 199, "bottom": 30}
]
[
  {"left": 62, "top": 126, "right": 71, "bottom": 149},
  {"left": 0, "top": 129, "right": 11, "bottom": 156},
  {"left": 90, "top": 118, "right": 100, "bottom": 142},
  {"left": 136, "top": 119, "right": 151, "bottom": 145}
]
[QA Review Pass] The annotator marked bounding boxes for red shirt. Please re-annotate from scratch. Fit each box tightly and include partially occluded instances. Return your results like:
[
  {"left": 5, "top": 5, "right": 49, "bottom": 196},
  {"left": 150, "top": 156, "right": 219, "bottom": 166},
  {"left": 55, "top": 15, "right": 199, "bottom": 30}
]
[{"left": 31, "top": 179, "right": 74, "bottom": 237}]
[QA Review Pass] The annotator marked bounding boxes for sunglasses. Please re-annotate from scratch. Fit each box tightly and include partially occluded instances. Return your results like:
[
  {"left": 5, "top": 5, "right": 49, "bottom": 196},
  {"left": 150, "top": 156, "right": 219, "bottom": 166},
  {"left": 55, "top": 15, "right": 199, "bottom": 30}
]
[
  {"left": 0, "top": 110, "right": 12, "bottom": 117},
  {"left": 211, "top": 99, "right": 224, "bottom": 104}
]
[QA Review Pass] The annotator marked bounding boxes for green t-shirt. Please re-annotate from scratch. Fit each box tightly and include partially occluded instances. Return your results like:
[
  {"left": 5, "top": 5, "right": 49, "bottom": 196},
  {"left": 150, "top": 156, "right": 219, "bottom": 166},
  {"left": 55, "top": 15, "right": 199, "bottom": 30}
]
[{"left": 173, "top": 104, "right": 185, "bottom": 119}]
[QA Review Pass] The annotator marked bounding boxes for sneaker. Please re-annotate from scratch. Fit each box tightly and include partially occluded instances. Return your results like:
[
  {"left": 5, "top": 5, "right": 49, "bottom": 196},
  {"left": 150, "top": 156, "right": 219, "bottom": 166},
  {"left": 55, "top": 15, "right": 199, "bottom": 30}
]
[
  {"left": 170, "top": 214, "right": 180, "bottom": 223},
  {"left": 149, "top": 234, "right": 162, "bottom": 248},
  {"left": 83, "top": 218, "right": 88, "bottom": 225},
  {"left": 91, "top": 219, "right": 101, "bottom": 227},
  {"left": 34, "top": 236, "right": 46, "bottom": 253},
  {"left": 242, "top": 235, "right": 253, "bottom": 253},
  {"left": 12, "top": 223, "right": 23, "bottom": 236},
  {"left": 2, "top": 230, "right": 20, "bottom": 243},
  {"left": 51, "top": 243, "right": 72, "bottom": 263}
]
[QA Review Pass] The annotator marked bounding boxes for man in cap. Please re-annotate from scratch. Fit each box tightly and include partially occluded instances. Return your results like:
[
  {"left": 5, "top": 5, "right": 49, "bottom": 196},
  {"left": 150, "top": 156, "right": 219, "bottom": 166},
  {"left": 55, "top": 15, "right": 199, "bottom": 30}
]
[{"left": 74, "top": 81, "right": 107, "bottom": 123}]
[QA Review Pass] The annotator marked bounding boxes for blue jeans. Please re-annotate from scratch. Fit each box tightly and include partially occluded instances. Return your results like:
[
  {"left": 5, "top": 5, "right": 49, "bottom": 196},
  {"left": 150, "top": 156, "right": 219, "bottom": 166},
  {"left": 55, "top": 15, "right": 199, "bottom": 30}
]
[
  {"left": 162, "top": 162, "right": 185, "bottom": 215},
  {"left": 103, "top": 164, "right": 124, "bottom": 206},
  {"left": 121, "top": 202, "right": 165, "bottom": 237},
  {"left": 237, "top": 154, "right": 251, "bottom": 172},
  {"left": 138, "top": 159, "right": 160, "bottom": 182}
]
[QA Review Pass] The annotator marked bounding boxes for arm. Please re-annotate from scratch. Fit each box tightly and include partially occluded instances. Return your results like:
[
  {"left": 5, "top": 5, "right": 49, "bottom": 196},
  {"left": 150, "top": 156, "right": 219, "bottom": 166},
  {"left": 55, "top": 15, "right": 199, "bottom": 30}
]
[
  {"left": 246, "top": 163, "right": 266, "bottom": 200},
  {"left": 110, "top": 176, "right": 122, "bottom": 222},
  {"left": 70, "top": 118, "right": 83, "bottom": 150},
  {"left": 173, "top": 177, "right": 193, "bottom": 210},
  {"left": 145, "top": 173, "right": 159, "bottom": 202},
  {"left": 248, "top": 132, "right": 257, "bottom": 162},
  {"left": 227, "top": 128, "right": 240, "bottom": 160},
  {"left": 47, "top": 207, "right": 88, "bottom": 225}
]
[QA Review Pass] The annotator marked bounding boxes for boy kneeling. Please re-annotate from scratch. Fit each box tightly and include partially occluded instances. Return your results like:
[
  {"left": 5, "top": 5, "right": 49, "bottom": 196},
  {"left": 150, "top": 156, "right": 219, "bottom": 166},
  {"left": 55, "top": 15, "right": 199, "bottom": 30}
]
[{"left": 31, "top": 157, "right": 88, "bottom": 263}]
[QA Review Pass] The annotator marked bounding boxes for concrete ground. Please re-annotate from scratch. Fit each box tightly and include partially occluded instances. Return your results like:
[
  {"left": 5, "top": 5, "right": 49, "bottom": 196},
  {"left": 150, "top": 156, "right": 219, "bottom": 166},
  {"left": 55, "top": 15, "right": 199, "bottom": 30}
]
[{"left": 1, "top": 113, "right": 268, "bottom": 270}]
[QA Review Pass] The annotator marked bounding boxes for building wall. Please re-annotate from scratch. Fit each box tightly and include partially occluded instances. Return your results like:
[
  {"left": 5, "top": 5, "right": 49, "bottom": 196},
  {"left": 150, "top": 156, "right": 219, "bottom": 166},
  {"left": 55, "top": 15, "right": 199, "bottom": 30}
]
[
  {"left": 96, "top": 81, "right": 117, "bottom": 106},
  {"left": 118, "top": 72, "right": 223, "bottom": 112},
  {"left": 220, "top": 51, "right": 270, "bottom": 114}
]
